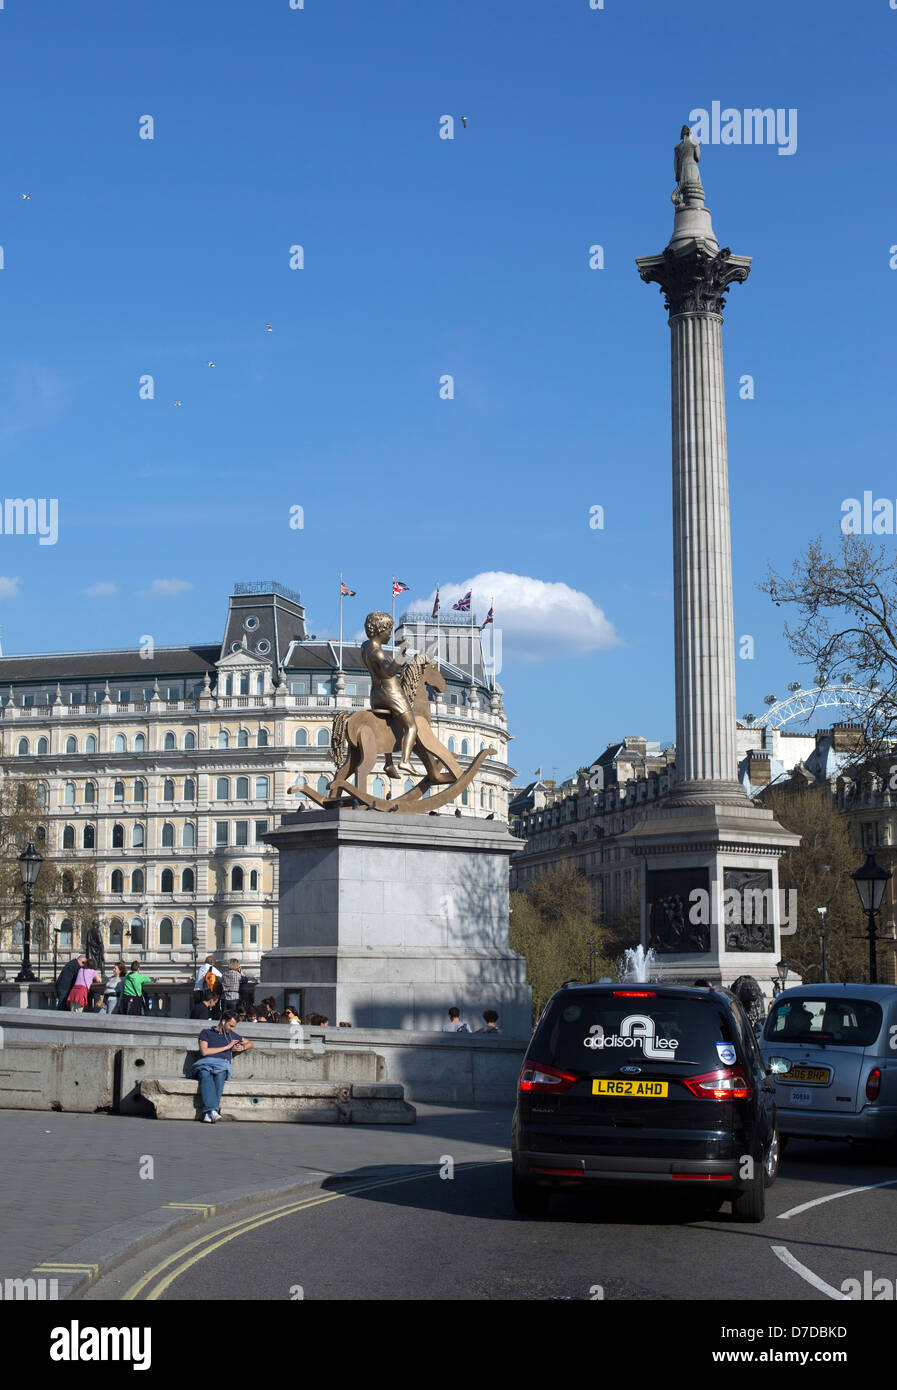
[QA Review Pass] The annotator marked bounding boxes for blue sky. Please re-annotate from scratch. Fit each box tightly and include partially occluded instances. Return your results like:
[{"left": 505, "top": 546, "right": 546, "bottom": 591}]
[{"left": 0, "top": 0, "right": 895, "bottom": 784}]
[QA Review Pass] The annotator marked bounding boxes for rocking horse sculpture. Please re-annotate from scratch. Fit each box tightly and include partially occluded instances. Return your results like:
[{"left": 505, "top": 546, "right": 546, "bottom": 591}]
[{"left": 290, "top": 610, "right": 495, "bottom": 813}]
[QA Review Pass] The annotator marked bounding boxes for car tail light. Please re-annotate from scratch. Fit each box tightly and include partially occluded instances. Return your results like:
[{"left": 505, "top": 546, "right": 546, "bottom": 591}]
[
  {"left": 531, "top": 1166, "right": 583, "bottom": 1176},
  {"left": 519, "top": 1062, "right": 579, "bottom": 1093},
  {"left": 866, "top": 1068, "right": 882, "bottom": 1103},
  {"left": 671, "top": 1173, "right": 733, "bottom": 1181},
  {"left": 613, "top": 990, "right": 656, "bottom": 997},
  {"left": 682, "top": 1068, "right": 752, "bottom": 1101}
]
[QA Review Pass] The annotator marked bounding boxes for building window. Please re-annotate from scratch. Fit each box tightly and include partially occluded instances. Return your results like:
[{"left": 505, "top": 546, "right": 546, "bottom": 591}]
[
  {"left": 83, "top": 824, "right": 95, "bottom": 849},
  {"left": 111, "top": 870, "right": 124, "bottom": 893},
  {"left": 216, "top": 777, "right": 229, "bottom": 800},
  {"left": 61, "top": 871, "right": 75, "bottom": 895},
  {"left": 231, "top": 866, "right": 244, "bottom": 891},
  {"left": 84, "top": 781, "right": 96, "bottom": 804},
  {"left": 109, "top": 918, "right": 123, "bottom": 947},
  {"left": 255, "top": 776, "right": 269, "bottom": 799},
  {"left": 181, "top": 823, "right": 195, "bottom": 848},
  {"left": 249, "top": 923, "right": 258, "bottom": 945},
  {"left": 64, "top": 782, "right": 76, "bottom": 805},
  {"left": 461, "top": 739, "right": 469, "bottom": 756},
  {"left": 238, "top": 727, "right": 249, "bottom": 746},
  {"left": 218, "top": 731, "right": 229, "bottom": 749},
  {"left": 59, "top": 919, "right": 73, "bottom": 950},
  {"left": 182, "top": 868, "right": 195, "bottom": 892},
  {"left": 134, "top": 734, "right": 146, "bottom": 753},
  {"left": 134, "top": 780, "right": 145, "bottom": 803},
  {"left": 180, "top": 917, "right": 195, "bottom": 946},
  {"left": 113, "top": 781, "right": 124, "bottom": 803},
  {"left": 254, "top": 820, "right": 268, "bottom": 843},
  {"left": 114, "top": 734, "right": 126, "bottom": 753},
  {"left": 480, "top": 787, "right": 485, "bottom": 809},
  {"left": 38, "top": 781, "right": 48, "bottom": 805},
  {"left": 488, "top": 788, "right": 493, "bottom": 811},
  {"left": 291, "top": 680, "right": 309, "bottom": 695},
  {"left": 36, "top": 823, "right": 47, "bottom": 844},
  {"left": 65, "top": 736, "right": 77, "bottom": 754},
  {"left": 133, "top": 824, "right": 145, "bottom": 848},
  {"left": 225, "top": 676, "right": 234, "bottom": 695},
  {"left": 235, "top": 821, "right": 249, "bottom": 846},
  {"left": 63, "top": 825, "right": 75, "bottom": 850},
  {"left": 256, "top": 674, "right": 265, "bottom": 695},
  {"left": 184, "top": 778, "right": 196, "bottom": 801},
  {"left": 85, "top": 735, "right": 97, "bottom": 753},
  {"left": 158, "top": 917, "right": 174, "bottom": 946},
  {"left": 129, "top": 917, "right": 144, "bottom": 945},
  {"left": 372, "top": 777, "right": 385, "bottom": 798},
  {"left": 184, "top": 731, "right": 196, "bottom": 750},
  {"left": 316, "top": 728, "right": 329, "bottom": 747},
  {"left": 461, "top": 789, "right": 469, "bottom": 806},
  {"left": 294, "top": 728, "right": 308, "bottom": 747},
  {"left": 131, "top": 869, "right": 145, "bottom": 894},
  {"left": 112, "top": 824, "right": 125, "bottom": 849},
  {"left": 236, "top": 676, "right": 248, "bottom": 697},
  {"left": 345, "top": 684, "right": 357, "bottom": 696},
  {"left": 161, "top": 869, "right": 174, "bottom": 893},
  {"left": 250, "top": 869, "right": 258, "bottom": 891},
  {"left": 230, "top": 913, "right": 244, "bottom": 945},
  {"left": 164, "top": 732, "right": 176, "bottom": 751},
  {"left": 17, "top": 738, "right": 29, "bottom": 756},
  {"left": 316, "top": 776, "right": 328, "bottom": 794},
  {"left": 245, "top": 616, "right": 259, "bottom": 631},
  {"left": 447, "top": 737, "right": 456, "bottom": 754},
  {"left": 236, "top": 777, "right": 249, "bottom": 800},
  {"left": 161, "top": 823, "right": 175, "bottom": 848},
  {"left": 257, "top": 727, "right": 269, "bottom": 746},
  {"left": 215, "top": 822, "right": 228, "bottom": 847}
]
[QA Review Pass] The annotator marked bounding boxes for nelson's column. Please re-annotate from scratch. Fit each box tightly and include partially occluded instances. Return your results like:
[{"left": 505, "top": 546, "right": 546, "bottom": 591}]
[{"left": 623, "top": 127, "right": 800, "bottom": 992}]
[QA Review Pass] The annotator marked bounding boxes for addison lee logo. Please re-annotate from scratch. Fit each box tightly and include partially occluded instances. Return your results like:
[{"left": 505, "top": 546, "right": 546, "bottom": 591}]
[{"left": 584, "top": 1013, "right": 679, "bottom": 1059}]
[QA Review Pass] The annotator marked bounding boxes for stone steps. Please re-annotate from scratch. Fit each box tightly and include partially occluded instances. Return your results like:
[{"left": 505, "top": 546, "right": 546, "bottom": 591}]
[{"left": 139, "top": 1077, "right": 415, "bottom": 1124}]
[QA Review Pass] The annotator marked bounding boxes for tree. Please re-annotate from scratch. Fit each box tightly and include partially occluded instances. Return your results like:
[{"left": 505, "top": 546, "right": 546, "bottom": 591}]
[
  {"left": 0, "top": 778, "right": 97, "bottom": 964},
  {"left": 760, "top": 784, "right": 868, "bottom": 983},
  {"left": 761, "top": 534, "right": 897, "bottom": 755},
  {"left": 509, "top": 862, "right": 620, "bottom": 1017}
]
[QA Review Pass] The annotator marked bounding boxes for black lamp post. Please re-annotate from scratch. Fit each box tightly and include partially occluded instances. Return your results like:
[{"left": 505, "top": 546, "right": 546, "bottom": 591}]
[
  {"left": 816, "top": 906, "right": 828, "bottom": 984},
  {"left": 775, "top": 957, "right": 789, "bottom": 993},
  {"left": 851, "top": 851, "right": 891, "bottom": 985},
  {"left": 14, "top": 842, "right": 44, "bottom": 983}
]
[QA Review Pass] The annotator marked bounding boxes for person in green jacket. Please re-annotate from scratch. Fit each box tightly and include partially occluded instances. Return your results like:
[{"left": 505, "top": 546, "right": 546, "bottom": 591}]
[{"left": 122, "top": 961, "right": 153, "bottom": 1016}]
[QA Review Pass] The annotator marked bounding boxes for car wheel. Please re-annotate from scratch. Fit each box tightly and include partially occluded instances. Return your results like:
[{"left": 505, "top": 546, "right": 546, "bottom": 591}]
[
  {"left": 732, "top": 1169, "right": 766, "bottom": 1223},
  {"left": 764, "top": 1128, "right": 781, "bottom": 1188},
  {"left": 511, "top": 1171, "right": 550, "bottom": 1218}
]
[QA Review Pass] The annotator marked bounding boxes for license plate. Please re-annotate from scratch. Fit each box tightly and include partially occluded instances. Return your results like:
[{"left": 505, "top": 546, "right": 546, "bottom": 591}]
[
  {"left": 593, "top": 1079, "right": 668, "bottom": 1099},
  {"left": 790, "top": 1088, "right": 813, "bottom": 1105},
  {"left": 786, "top": 1066, "right": 829, "bottom": 1084}
]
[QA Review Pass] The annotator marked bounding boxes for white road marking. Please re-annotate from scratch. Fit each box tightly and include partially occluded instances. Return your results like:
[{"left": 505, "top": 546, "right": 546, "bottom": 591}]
[
  {"left": 771, "top": 1246, "right": 849, "bottom": 1300},
  {"left": 777, "top": 1178, "right": 897, "bottom": 1221}
]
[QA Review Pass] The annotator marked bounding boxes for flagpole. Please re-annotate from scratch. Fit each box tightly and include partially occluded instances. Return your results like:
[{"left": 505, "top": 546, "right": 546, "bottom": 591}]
[
  {"left": 435, "top": 583, "right": 440, "bottom": 671},
  {"left": 338, "top": 572, "right": 344, "bottom": 672},
  {"left": 491, "top": 597, "right": 496, "bottom": 690},
  {"left": 469, "top": 599, "right": 475, "bottom": 687},
  {"left": 391, "top": 575, "right": 396, "bottom": 654}
]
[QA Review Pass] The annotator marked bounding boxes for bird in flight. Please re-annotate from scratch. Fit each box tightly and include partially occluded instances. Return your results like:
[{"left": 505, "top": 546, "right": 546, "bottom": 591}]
[
  {"left": 174, "top": 400, "right": 182, "bottom": 407},
  {"left": 460, "top": 116, "right": 467, "bottom": 128},
  {"left": 265, "top": 324, "right": 273, "bottom": 332},
  {"left": 21, "top": 193, "right": 31, "bottom": 200},
  {"left": 208, "top": 361, "right": 214, "bottom": 367}
]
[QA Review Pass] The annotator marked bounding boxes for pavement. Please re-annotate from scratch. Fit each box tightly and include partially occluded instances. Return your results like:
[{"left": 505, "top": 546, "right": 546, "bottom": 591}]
[{"left": 0, "top": 1103, "right": 514, "bottom": 1291}]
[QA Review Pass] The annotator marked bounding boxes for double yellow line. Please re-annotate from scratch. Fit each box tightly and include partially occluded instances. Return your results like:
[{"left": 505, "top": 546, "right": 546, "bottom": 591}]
[{"left": 125, "top": 1159, "right": 508, "bottom": 1300}]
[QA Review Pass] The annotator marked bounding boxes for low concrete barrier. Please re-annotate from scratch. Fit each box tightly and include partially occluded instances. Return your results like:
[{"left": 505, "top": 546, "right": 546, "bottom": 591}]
[
  {"left": 0, "top": 1006, "right": 529, "bottom": 1103},
  {"left": 0, "top": 1044, "right": 115, "bottom": 1112},
  {"left": 139, "top": 1078, "right": 414, "bottom": 1124}
]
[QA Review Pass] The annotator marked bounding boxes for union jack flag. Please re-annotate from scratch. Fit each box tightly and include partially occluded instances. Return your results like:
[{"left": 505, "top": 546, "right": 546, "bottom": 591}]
[
  {"left": 452, "top": 591, "right": 471, "bottom": 612},
  {"left": 340, "top": 581, "right": 356, "bottom": 597},
  {"left": 481, "top": 605, "right": 493, "bottom": 630},
  {"left": 392, "top": 580, "right": 410, "bottom": 597},
  {"left": 432, "top": 588, "right": 440, "bottom": 618}
]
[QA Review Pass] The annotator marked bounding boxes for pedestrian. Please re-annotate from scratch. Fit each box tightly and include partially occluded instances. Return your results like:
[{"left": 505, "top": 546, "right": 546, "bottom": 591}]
[
  {"left": 88, "top": 970, "right": 106, "bottom": 1012},
  {"left": 54, "top": 954, "right": 86, "bottom": 1010},
  {"left": 318, "top": 1015, "right": 330, "bottom": 1026},
  {"left": 443, "top": 1007, "right": 470, "bottom": 1034},
  {"left": 476, "top": 1009, "right": 501, "bottom": 1034},
  {"left": 220, "top": 958, "right": 243, "bottom": 1012},
  {"left": 283, "top": 1006, "right": 301, "bottom": 1024},
  {"left": 104, "top": 962, "right": 127, "bottom": 1014},
  {"left": 66, "top": 958, "right": 100, "bottom": 1013},
  {"left": 121, "top": 961, "right": 153, "bottom": 1016},
  {"left": 191, "top": 1013, "right": 254, "bottom": 1123},
  {"left": 193, "top": 955, "right": 221, "bottom": 1005},
  {"left": 190, "top": 992, "right": 220, "bottom": 1021}
]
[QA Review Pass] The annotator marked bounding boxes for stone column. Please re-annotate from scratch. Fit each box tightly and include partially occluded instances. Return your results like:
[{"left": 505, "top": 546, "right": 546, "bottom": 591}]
[{"left": 637, "top": 227, "right": 750, "bottom": 804}]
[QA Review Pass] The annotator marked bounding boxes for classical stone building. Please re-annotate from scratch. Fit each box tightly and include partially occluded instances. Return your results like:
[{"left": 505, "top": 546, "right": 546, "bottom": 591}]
[{"left": 0, "top": 582, "right": 513, "bottom": 977}]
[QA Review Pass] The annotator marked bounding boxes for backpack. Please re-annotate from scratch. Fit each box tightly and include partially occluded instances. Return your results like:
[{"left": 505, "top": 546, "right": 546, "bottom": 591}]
[{"left": 205, "top": 969, "right": 221, "bottom": 995}]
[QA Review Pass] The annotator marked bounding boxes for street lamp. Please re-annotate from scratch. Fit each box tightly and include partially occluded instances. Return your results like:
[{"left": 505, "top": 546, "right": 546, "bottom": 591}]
[
  {"left": 14, "top": 842, "right": 44, "bottom": 983},
  {"left": 775, "top": 957, "right": 790, "bottom": 993},
  {"left": 816, "top": 906, "right": 828, "bottom": 983},
  {"left": 851, "top": 851, "right": 891, "bottom": 985}
]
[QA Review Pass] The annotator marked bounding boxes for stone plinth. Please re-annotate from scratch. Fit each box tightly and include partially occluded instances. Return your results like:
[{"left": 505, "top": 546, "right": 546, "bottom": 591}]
[{"left": 261, "top": 808, "right": 532, "bottom": 1034}]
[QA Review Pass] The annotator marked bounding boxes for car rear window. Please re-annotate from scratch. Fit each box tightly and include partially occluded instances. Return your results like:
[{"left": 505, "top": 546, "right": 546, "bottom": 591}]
[
  {"left": 532, "top": 993, "right": 740, "bottom": 1074},
  {"left": 765, "top": 997, "right": 883, "bottom": 1047}
]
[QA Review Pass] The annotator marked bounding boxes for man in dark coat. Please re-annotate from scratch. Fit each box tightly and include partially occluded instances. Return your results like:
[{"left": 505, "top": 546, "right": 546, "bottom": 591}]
[{"left": 54, "top": 955, "right": 86, "bottom": 1009}]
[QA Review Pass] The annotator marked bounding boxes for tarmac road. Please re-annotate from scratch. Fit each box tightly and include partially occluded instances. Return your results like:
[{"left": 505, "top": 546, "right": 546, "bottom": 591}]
[{"left": 84, "top": 1136, "right": 897, "bottom": 1302}]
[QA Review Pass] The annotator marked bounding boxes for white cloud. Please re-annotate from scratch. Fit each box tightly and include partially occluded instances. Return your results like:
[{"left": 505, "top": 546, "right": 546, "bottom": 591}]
[
  {"left": 408, "top": 572, "right": 621, "bottom": 664},
  {"left": 83, "top": 582, "right": 117, "bottom": 596},
  {"left": 138, "top": 578, "right": 193, "bottom": 597},
  {"left": 0, "top": 577, "right": 21, "bottom": 599}
]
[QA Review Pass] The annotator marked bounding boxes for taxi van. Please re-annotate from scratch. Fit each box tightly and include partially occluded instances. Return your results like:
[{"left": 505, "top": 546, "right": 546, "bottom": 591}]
[
  {"left": 761, "top": 983, "right": 897, "bottom": 1147},
  {"left": 511, "top": 983, "right": 778, "bottom": 1222}
]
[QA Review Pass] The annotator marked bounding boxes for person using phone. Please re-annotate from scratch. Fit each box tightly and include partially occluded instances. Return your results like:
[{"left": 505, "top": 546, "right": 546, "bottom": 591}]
[{"left": 191, "top": 1012, "right": 254, "bottom": 1123}]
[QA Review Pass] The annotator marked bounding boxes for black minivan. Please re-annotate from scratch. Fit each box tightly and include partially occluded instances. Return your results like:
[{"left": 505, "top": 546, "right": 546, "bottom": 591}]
[{"left": 511, "top": 983, "right": 778, "bottom": 1222}]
